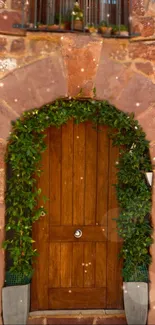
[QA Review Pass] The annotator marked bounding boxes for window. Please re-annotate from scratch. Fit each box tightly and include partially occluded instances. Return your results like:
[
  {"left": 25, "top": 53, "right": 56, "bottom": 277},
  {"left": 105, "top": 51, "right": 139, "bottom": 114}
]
[{"left": 17, "top": 0, "right": 130, "bottom": 37}]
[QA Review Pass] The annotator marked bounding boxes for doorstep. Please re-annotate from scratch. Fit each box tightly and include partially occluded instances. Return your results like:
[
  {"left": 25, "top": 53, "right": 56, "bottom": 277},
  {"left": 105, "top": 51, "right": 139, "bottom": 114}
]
[{"left": 28, "top": 310, "right": 127, "bottom": 325}]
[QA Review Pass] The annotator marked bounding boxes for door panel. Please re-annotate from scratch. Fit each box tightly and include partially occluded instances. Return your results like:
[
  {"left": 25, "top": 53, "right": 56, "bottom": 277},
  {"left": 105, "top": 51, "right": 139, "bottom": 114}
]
[
  {"left": 49, "top": 288, "right": 106, "bottom": 309},
  {"left": 106, "top": 140, "right": 123, "bottom": 309},
  {"left": 96, "top": 125, "right": 109, "bottom": 226},
  {"left": 49, "top": 243, "right": 61, "bottom": 288},
  {"left": 96, "top": 242, "right": 107, "bottom": 287},
  {"left": 85, "top": 122, "right": 97, "bottom": 226},
  {"left": 61, "top": 243, "right": 72, "bottom": 288},
  {"left": 83, "top": 242, "right": 95, "bottom": 288},
  {"left": 31, "top": 131, "right": 50, "bottom": 311},
  {"left": 61, "top": 120, "right": 73, "bottom": 225},
  {"left": 49, "top": 126, "right": 62, "bottom": 226},
  {"left": 72, "top": 242, "right": 84, "bottom": 287},
  {"left": 73, "top": 123, "right": 85, "bottom": 225},
  {"left": 50, "top": 226, "right": 107, "bottom": 242},
  {"left": 31, "top": 120, "right": 123, "bottom": 311}
]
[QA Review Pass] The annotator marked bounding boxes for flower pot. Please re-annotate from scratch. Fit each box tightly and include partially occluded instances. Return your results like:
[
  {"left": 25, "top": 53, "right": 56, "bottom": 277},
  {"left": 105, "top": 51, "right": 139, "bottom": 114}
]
[
  {"left": 47, "top": 24, "right": 59, "bottom": 31},
  {"left": 100, "top": 26, "right": 112, "bottom": 36},
  {"left": 38, "top": 25, "right": 47, "bottom": 30},
  {"left": 73, "top": 20, "right": 83, "bottom": 31},
  {"left": 88, "top": 27, "right": 98, "bottom": 35},
  {"left": 120, "top": 31, "right": 129, "bottom": 37},
  {"left": 114, "top": 30, "right": 129, "bottom": 37},
  {"left": 123, "top": 282, "right": 148, "bottom": 325},
  {"left": 2, "top": 284, "right": 30, "bottom": 325}
]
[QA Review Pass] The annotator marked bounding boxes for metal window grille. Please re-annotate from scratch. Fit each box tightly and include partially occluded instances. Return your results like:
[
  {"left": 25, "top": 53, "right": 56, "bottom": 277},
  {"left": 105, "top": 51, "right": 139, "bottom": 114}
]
[{"left": 14, "top": 0, "right": 133, "bottom": 37}]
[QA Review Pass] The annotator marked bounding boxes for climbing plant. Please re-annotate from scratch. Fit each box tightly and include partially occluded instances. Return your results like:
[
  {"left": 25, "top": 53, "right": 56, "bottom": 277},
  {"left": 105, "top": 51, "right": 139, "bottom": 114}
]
[{"left": 3, "top": 99, "right": 152, "bottom": 283}]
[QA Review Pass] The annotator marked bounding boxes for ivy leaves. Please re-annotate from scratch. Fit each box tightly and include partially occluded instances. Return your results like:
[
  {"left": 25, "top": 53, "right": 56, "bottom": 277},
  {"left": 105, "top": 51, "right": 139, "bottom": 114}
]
[{"left": 3, "top": 99, "right": 152, "bottom": 281}]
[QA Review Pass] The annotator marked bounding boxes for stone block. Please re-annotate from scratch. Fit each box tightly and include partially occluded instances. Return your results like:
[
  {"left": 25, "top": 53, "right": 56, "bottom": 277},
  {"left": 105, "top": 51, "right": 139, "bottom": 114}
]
[
  {"left": 137, "top": 17, "right": 155, "bottom": 37},
  {"left": 11, "top": 0, "right": 22, "bottom": 10},
  {"left": 10, "top": 38, "right": 25, "bottom": 53},
  {"left": 0, "top": 10, "right": 25, "bottom": 35},
  {"left": 0, "top": 37, "right": 7, "bottom": 52},
  {"left": 135, "top": 62, "right": 153, "bottom": 75},
  {"left": 137, "top": 105, "right": 155, "bottom": 141},
  {"left": 132, "top": 0, "right": 145, "bottom": 16},
  {"left": 0, "top": 56, "right": 67, "bottom": 115},
  {"left": 61, "top": 35, "right": 102, "bottom": 97}
]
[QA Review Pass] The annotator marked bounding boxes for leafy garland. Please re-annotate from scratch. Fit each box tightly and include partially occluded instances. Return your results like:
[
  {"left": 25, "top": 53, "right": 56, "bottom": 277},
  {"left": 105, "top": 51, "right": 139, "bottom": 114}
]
[{"left": 3, "top": 99, "right": 152, "bottom": 282}]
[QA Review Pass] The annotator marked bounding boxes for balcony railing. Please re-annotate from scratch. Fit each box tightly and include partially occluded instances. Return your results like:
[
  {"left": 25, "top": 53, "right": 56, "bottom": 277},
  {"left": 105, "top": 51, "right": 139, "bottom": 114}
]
[{"left": 14, "top": 0, "right": 135, "bottom": 38}]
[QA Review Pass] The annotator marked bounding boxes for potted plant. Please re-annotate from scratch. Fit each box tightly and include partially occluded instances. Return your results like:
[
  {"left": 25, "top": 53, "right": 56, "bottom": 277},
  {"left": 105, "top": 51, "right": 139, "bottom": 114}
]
[
  {"left": 87, "top": 23, "right": 98, "bottom": 35},
  {"left": 47, "top": 23, "right": 65, "bottom": 31},
  {"left": 99, "top": 20, "right": 112, "bottom": 36},
  {"left": 72, "top": 1, "right": 84, "bottom": 31},
  {"left": 54, "top": 12, "right": 71, "bottom": 31},
  {"left": 38, "top": 23, "right": 47, "bottom": 30},
  {"left": 112, "top": 24, "right": 129, "bottom": 37},
  {"left": 115, "top": 140, "right": 153, "bottom": 325},
  {"left": 123, "top": 261, "right": 149, "bottom": 325},
  {"left": 2, "top": 193, "right": 45, "bottom": 325}
]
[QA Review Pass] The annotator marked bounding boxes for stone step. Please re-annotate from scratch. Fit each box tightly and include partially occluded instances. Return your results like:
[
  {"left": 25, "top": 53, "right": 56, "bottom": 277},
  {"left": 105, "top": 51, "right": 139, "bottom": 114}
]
[{"left": 28, "top": 314, "right": 127, "bottom": 324}]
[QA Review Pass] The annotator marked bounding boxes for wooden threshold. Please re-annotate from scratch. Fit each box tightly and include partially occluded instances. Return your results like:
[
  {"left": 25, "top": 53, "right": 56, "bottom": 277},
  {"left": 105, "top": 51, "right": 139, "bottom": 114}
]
[{"left": 29, "top": 309, "right": 125, "bottom": 317}]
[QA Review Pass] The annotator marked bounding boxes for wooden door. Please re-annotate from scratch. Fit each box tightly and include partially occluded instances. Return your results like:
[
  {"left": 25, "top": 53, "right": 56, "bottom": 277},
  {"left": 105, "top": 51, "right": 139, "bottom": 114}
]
[{"left": 31, "top": 120, "right": 123, "bottom": 311}]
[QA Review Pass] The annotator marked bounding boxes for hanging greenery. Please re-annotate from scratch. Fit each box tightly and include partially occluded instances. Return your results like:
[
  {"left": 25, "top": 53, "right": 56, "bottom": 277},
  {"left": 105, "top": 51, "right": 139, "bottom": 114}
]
[{"left": 3, "top": 99, "right": 152, "bottom": 283}]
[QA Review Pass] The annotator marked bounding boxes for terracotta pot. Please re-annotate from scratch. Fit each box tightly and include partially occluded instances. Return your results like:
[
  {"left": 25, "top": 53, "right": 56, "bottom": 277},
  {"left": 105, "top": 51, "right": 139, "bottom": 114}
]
[
  {"left": 47, "top": 24, "right": 59, "bottom": 31},
  {"left": 73, "top": 20, "right": 83, "bottom": 31},
  {"left": 100, "top": 26, "right": 112, "bottom": 36},
  {"left": 64, "top": 22, "right": 71, "bottom": 30},
  {"left": 88, "top": 27, "right": 98, "bottom": 35},
  {"left": 47, "top": 24, "right": 65, "bottom": 31},
  {"left": 38, "top": 25, "right": 47, "bottom": 30}
]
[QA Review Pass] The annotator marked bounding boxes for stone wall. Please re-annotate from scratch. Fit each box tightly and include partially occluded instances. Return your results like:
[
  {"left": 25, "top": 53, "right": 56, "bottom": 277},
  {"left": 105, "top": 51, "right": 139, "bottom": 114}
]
[
  {"left": 0, "top": 0, "right": 155, "bottom": 324},
  {"left": 0, "top": 32, "right": 155, "bottom": 324},
  {"left": 132, "top": 0, "right": 155, "bottom": 37}
]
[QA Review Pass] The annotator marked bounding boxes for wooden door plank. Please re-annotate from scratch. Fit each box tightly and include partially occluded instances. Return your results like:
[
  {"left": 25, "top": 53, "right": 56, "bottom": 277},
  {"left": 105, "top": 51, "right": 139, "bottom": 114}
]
[
  {"left": 73, "top": 123, "right": 85, "bottom": 225},
  {"left": 50, "top": 226, "right": 107, "bottom": 242},
  {"left": 49, "top": 126, "right": 61, "bottom": 226},
  {"left": 96, "top": 125, "right": 109, "bottom": 226},
  {"left": 96, "top": 242, "right": 106, "bottom": 287},
  {"left": 49, "top": 243, "right": 61, "bottom": 288},
  {"left": 72, "top": 242, "right": 84, "bottom": 287},
  {"left": 61, "top": 243, "right": 72, "bottom": 287},
  {"left": 49, "top": 288, "right": 106, "bottom": 309},
  {"left": 84, "top": 242, "right": 95, "bottom": 288},
  {"left": 61, "top": 120, "right": 73, "bottom": 225},
  {"left": 31, "top": 129, "right": 50, "bottom": 311},
  {"left": 106, "top": 140, "right": 123, "bottom": 309},
  {"left": 85, "top": 122, "right": 97, "bottom": 225}
]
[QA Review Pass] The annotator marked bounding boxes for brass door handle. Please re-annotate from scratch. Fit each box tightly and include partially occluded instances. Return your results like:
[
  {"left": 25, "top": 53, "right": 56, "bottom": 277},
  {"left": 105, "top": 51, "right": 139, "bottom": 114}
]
[{"left": 74, "top": 229, "right": 82, "bottom": 238}]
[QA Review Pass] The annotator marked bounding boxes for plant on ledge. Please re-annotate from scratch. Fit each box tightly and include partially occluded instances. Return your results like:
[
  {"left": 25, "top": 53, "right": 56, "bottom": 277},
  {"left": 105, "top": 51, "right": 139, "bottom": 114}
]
[
  {"left": 3, "top": 99, "right": 152, "bottom": 287},
  {"left": 72, "top": 1, "right": 84, "bottom": 31}
]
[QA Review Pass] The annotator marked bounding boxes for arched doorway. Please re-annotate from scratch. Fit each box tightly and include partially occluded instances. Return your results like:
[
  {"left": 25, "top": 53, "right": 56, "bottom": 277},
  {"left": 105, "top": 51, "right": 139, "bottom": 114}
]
[{"left": 31, "top": 119, "right": 123, "bottom": 311}]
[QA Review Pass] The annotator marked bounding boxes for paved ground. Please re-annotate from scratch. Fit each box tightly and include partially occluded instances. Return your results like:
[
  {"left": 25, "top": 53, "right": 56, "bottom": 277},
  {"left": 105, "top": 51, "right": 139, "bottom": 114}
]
[{"left": 28, "top": 315, "right": 127, "bottom": 324}]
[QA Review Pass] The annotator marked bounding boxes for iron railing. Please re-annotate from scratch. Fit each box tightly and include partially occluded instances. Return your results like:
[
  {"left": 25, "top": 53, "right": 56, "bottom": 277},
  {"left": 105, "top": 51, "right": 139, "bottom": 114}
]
[{"left": 14, "top": 0, "right": 134, "bottom": 37}]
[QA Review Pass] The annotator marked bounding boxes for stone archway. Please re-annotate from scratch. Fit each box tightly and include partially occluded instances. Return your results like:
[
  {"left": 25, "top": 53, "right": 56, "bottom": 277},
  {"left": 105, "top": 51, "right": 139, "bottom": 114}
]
[{"left": 0, "top": 34, "right": 155, "bottom": 324}]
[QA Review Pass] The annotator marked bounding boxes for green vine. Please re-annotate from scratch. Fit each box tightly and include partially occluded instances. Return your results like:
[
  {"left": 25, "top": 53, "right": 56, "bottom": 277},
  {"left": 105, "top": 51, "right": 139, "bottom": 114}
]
[{"left": 3, "top": 99, "right": 153, "bottom": 282}]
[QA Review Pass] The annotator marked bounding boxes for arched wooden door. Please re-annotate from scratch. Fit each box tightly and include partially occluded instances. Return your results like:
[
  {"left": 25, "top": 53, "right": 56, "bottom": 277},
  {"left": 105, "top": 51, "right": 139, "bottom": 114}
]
[{"left": 31, "top": 120, "right": 123, "bottom": 311}]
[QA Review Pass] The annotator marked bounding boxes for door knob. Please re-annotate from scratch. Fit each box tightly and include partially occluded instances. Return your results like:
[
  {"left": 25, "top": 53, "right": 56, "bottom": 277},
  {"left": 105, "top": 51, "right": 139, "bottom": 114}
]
[{"left": 74, "top": 229, "right": 82, "bottom": 238}]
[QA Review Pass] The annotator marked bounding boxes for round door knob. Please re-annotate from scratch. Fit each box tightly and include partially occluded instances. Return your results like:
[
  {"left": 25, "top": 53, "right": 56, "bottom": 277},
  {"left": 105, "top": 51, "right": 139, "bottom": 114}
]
[{"left": 74, "top": 229, "right": 82, "bottom": 238}]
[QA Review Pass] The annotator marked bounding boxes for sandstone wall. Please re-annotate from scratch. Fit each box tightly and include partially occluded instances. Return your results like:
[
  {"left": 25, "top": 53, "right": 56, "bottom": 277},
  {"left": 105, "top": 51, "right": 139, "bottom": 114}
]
[{"left": 0, "top": 0, "right": 155, "bottom": 324}]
